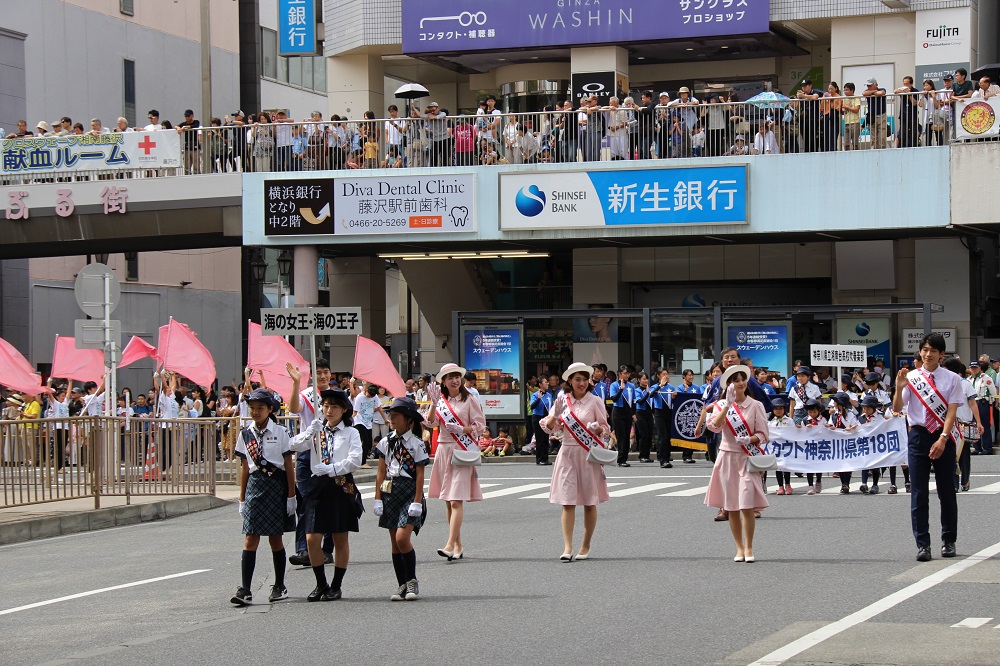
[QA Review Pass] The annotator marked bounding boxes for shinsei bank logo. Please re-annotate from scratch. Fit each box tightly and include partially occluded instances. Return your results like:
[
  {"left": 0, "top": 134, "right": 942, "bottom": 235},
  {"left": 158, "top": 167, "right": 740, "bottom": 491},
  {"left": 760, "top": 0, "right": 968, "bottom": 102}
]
[{"left": 514, "top": 184, "right": 587, "bottom": 217}]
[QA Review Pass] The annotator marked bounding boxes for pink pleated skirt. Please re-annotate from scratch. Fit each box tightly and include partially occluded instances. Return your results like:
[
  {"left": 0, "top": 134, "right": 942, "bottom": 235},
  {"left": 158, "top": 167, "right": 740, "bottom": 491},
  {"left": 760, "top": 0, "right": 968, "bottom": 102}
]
[
  {"left": 428, "top": 440, "right": 483, "bottom": 502},
  {"left": 549, "top": 442, "right": 610, "bottom": 506},
  {"left": 704, "top": 449, "right": 769, "bottom": 512}
]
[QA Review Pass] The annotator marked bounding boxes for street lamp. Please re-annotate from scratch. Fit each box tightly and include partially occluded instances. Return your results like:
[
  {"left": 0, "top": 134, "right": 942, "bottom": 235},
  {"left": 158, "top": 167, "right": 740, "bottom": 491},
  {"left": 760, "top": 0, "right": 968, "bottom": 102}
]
[
  {"left": 250, "top": 254, "right": 268, "bottom": 283},
  {"left": 277, "top": 250, "right": 292, "bottom": 279}
]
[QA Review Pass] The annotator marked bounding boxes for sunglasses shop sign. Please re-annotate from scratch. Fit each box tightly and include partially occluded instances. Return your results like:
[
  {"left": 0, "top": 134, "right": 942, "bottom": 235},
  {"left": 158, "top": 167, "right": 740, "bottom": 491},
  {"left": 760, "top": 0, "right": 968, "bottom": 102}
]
[{"left": 500, "top": 166, "right": 748, "bottom": 230}]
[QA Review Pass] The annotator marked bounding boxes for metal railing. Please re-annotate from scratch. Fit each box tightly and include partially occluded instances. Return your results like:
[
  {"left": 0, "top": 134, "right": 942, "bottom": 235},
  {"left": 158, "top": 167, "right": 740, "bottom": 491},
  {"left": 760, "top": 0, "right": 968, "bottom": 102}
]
[
  {"left": 216, "top": 414, "right": 300, "bottom": 485},
  {"left": 1, "top": 92, "right": 983, "bottom": 185}
]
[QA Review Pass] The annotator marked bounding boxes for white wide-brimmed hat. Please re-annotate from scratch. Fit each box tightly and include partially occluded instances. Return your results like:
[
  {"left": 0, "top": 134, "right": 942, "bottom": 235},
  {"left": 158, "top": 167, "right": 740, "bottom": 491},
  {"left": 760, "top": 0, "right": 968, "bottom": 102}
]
[
  {"left": 720, "top": 364, "right": 752, "bottom": 387},
  {"left": 562, "top": 362, "right": 595, "bottom": 381},
  {"left": 436, "top": 363, "right": 466, "bottom": 383}
]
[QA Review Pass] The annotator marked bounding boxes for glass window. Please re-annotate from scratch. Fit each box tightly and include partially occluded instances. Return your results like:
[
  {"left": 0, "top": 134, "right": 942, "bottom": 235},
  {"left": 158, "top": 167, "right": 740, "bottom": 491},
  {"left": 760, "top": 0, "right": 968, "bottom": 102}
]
[
  {"left": 277, "top": 56, "right": 288, "bottom": 83},
  {"left": 123, "top": 58, "right": 136, "bottom": 127},
  {"left": 260, "top": 28, "right": 277, "bottom": 80},
  {"left": 120, "top": 0, "right": 134, "bottom": 16},
  {"left": 302, "top": 57, "right": 313, "bottom": 92},
  {"left": 288, "top": 57, "right": 302, "bottom": 87},
  {"left": 313, "top": 55, "right": 326, "bottom": 93}
]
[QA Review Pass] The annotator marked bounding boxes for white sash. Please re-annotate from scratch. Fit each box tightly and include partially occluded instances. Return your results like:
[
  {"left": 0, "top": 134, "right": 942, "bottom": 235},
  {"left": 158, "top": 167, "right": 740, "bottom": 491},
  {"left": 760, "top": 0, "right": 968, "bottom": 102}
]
[
  {"left": 435, "top": 396, "right": 478, "bottom": 452},
  {"left": 906, "top": 369, "right": 963, "bottom": 446},
  {"left": 723, "top": 401, "right": 765, "bottom": 457},
  {"left": 558, "top": 398, "right": 605, "bottom": 451}
]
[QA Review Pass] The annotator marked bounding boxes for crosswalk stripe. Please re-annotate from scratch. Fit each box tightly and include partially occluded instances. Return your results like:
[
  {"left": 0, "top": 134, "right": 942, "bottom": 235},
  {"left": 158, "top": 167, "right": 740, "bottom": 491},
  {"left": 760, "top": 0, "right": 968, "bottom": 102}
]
[
  {"left": 361, "top": 482, "right": 500, "bottom": 500},
  {"left": 967, "top": 481, "right": 1000, "bottom": 494},
  {"left": 520, "top": 482, "right": 625, "bottom": 499},
  {"left": 609, "top": 482, "right": 684, "bottom": 497},
  {"left": 480, "top": 483, "right": 551, "bottom": 499},
  {"left": 952, "top": 617, "right": 993, "bottom": 628},
  {"left": 659, "top": 485, "right": 709, "bottom": 497}
]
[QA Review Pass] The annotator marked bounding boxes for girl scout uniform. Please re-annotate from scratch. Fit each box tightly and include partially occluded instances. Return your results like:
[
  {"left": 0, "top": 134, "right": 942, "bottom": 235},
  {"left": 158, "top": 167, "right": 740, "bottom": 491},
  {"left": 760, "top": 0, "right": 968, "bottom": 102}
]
[
  {"left": 290, "top": 420, "right": 364, "bottom": 537},
  {"left": 236, "top": 418, "right": 295, "bottom": 537},
  {"left": 375, "top": 429, "right": 429, "bottom": 534}
]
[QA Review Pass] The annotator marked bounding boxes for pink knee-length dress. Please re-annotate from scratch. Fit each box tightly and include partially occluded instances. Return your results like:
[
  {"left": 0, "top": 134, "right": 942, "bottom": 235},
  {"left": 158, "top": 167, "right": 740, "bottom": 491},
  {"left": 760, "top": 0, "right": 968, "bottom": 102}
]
[
  {"left": 427, "top": 392, "right": 485, "bottom": 502},
  {"left": 704, "top": 396, "right": 770, "bottom": 512},
  {"left": 546, "top": 393, "right": 611, "bottom": 506}
]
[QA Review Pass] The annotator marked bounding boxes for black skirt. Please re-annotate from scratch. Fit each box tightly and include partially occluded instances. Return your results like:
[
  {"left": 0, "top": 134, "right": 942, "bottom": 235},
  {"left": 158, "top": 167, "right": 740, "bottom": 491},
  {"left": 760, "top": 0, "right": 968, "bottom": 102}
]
[
  {"left": 243, "top": 470, "right": 295, "bottom": 536},
  {"left": 378, "top": 475, "right": 427, "bottom": 534},
  {"left": 300, "top": 473, "right": 362, "bottom": 535}
]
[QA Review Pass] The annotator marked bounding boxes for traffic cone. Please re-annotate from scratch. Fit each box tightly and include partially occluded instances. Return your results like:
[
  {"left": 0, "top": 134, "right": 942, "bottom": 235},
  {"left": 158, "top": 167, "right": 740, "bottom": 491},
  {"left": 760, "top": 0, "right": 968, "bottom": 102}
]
[{"left": 143, "top": 438, "right": 160, "bottom": 480}]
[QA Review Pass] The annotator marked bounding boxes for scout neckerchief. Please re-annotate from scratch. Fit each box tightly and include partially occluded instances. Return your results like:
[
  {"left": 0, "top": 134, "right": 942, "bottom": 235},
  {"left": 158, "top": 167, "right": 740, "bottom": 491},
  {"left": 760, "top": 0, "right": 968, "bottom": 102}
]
[
  {"left": 833, "top": 411, "right": 845, "bottom": 428},
  {"left": 388, "top": 432, "right": 417, "bottom": 477},
  {"left": 242, "top": 423, "right": 278, "bottom": 476},
  {"left": 906, "top": 368, "right": 963, "bottom": 446},
  {"left": 794, "top": 382, "right": 807, "bottom": 405},
  {"left": 558, "top": 396, "right": 605, "bottom": 452},
  {"left": 318, "top": 423, "right": 337, "bottom": 464},
  {"left": 435, "top": 395, "right": 478, "bottom": 451},
  {"left": 723, "top": 400, "right": 766, "bottom": 457},
  {"left": 770, "top": 414, "right": 793, "bottom": 426}
]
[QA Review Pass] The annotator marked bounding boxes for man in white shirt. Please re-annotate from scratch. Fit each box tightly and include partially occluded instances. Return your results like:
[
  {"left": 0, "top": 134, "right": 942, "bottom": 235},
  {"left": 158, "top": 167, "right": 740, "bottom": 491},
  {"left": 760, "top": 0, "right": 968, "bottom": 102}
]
[
  {"left": 463, "top": 372, "right": 481, "bottom": 401},
  {"left": 352, "top": 381, "right": 382, "bottom": 468},
  {"left": 273, "top": 110, "right": 295, "bottom": 171},
  {"left": 142, "top": 109, "right": 161, "bottom": 132},
  {"left": 969, "top": 361, "right": 996, "bottom": 454},
  {"left": 971, "top": 77, "right": 1000, "bottom": 100},
  {"left": 892, "top": 332, "right": 964, "bottom": 562},
  {"left": 385, "top": 105, "right": 406, "bottom": 156}
]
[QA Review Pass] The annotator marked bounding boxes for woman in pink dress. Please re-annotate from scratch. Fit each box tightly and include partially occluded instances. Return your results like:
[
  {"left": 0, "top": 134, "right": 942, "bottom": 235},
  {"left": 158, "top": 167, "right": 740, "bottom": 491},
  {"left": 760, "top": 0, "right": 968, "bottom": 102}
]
[
  {"left": 543, "top": 362, "right": 611, "bottom": 562},
  {"left": 704, "top": 364, "right": 770, "bottom": 562},
  {"left": 426, "top": 363, "right": 485, "bottom": 561}
]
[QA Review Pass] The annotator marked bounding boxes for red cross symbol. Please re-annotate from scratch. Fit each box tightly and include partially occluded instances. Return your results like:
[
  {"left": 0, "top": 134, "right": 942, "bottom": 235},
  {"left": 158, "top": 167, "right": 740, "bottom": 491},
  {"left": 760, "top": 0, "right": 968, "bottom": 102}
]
[{"left": 138, "top": 135, "right": 157, "bottom": 155}]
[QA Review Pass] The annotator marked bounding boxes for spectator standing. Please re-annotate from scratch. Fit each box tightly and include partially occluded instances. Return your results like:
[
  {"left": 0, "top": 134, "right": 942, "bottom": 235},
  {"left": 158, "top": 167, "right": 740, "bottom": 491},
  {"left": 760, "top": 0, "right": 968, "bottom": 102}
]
[
  {"left": 142, "top": 110, "right": 160, "bottom": 132},
  {"left": 225, "top": 110, "right": 247, "bottom": 172},
  {"left": 251, "top": 112, "right": 274, "bottom": 172},
  {"left": 794, "top": 79, "right": 822, "bottom": 152},
  {"left": 177, "top": 109, "right": 201, "bottom": 173},
  {"left": 971, "top": 76, "right": 1000, "bottom": 100},
  {"left": 385, "top": 105, "right": 406, "bottom": 163},
  {"left": 918, "top": 80, "right": 944, "bottom": 146},
  {"left": 862, "top": 78, "right": 888, "bottom": 149},
  {"left": 273, "top": 110, "right": 294, "bottom": 172},
  {"left": 841, "top": 83, "right": 862, "bottom": 150},
  {"left": 820, "top": 82, "right": 843, "bottom": 151},
  {"left": 667, "top": 87, "right": 700, "bottom": 157},
  {"left": 405, "top": 107, "right": 425, "bottom": 168},
  {"left": 752, "top": 120, "right": 780, "bottom": 155},
  {"left": 951, "top": 68, "right": 974, "bottom": 100},
  {"left": 5, "top": 119, "right": 33, "bottom": 138},
  {"left": 423, "top": 102, "right": 450, "bottom": 167},
  {"left": 894, "top": 77, "right": 919, "bottom": 148},
  {"left": 605, "top": 97, "right": 630, "bottom": 160},
  {"left": 453, "top": 115, "right": 476, "bottom": 166}
]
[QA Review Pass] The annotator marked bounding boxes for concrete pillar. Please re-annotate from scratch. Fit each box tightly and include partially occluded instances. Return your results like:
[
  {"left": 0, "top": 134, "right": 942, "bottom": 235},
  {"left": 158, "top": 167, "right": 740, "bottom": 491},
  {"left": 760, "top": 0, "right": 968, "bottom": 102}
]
[
  {"left": 293, "top": 245, "right": 319, "bottom": 307},
  {"left": 326, "top": 53, "right": 385, "bottom": 119},
  {"left": 570, "top": 46, "right": 629, "bottom": 103},
  {"left": 328, "top": 257, "right": 386, "bottom": 371}
]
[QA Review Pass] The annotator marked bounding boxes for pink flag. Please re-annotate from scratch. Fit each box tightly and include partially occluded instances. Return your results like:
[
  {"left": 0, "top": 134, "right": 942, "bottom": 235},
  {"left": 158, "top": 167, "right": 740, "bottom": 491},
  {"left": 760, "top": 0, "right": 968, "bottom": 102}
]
[
  {"left": 119, "top": 335, "right": 158, "bottom": 368},
  {"left": 0, "top": 336, "right": 52, "bottom": 395},
  {"left": 51, "top": 336, "right": 104, "bottom": 384},
  {"left": 158, "top": 320, "right": 216, "bottom": 389},
  {"left": 247, "top": 322, "right": 310, "bottom": 403},
  {"left": 155, "top": 324, "right": 170, "bottom": 369},
  {"left": 353, "top": 336, "right": 406, "bottom": 398}
]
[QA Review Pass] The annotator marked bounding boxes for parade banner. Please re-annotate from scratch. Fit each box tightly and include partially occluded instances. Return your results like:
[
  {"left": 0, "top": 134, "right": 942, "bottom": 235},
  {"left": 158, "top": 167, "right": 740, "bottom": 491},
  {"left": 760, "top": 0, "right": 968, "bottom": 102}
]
[
  {"left": 767, "top": 417, "right": 908, "bottom": 473},
  {"left": 670, "top": 392, "right": 708, "bottom": 453},
  {"left": 955, "top": 98, "right": 1000, "bottom": 140},
  {"left": 1, "top": 130, "right": 180, "bottom": 175}
]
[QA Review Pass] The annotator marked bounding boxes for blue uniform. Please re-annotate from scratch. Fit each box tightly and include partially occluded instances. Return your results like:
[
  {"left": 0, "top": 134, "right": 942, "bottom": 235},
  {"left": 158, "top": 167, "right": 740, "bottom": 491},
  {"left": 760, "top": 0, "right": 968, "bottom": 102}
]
[
  {"left": 675, "top": 383, "right": 701, "bottom": 395},
  {"left": 530, "top": 390, "right": 553, "bottom": 416},
  {"left": 610, "top": 381, "right": 636, "bottom": 408},
  {"left": 648, "top": 382, "right": 675, "bottom": 410},
  {"left": 634, "top": 387, "right": 649, "bottom": 411},
  {"left": 591, "top": 381, "right": 609, "bottom": 402}
]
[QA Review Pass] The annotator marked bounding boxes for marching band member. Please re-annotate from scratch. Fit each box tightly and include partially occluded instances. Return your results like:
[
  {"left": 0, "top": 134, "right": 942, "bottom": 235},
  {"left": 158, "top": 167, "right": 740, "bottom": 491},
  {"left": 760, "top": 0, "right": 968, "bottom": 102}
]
[
  {"left": 704, "top": 365, "right": 770, "bottom": 563},
  {"left": 426, "top": 363, "right": 486, "bottom": 561},
  {"left": 231, "top": 389, "right": 296, "bottom": 606},
  {"left": 373, "top": 397, "right": 429, "bottom": 601},
  {"left": 542, "top": 362, "right": 612, "bottom": 562},
  {"left": 288, "top": 387, "right": 363, "bottom": 602}
]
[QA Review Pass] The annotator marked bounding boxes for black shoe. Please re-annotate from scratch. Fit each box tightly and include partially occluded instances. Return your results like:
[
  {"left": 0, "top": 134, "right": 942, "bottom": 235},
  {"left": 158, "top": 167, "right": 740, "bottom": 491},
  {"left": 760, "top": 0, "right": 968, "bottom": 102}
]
[
  {"left": 390, "top": 584, "right": 406, "bottom": 601},
  {"left": 288, "top": 551, "right": 310, "bottom": 566},
  {"left": 683, "top": 458, "right": 696, "bottom": 464},
  {"left": 268, "top": 585, "right": 288, "bottom": 602},
  {"left": 638, "top": 458, "right": 654, "bottom": 463},
  {"left": 942, "top": 542, "right": 957, "bottom": 558},
  {"left": 323, "top": 553, "right": 333, "bottom": 565},
  {"left": 404, "top": 579, "right": 420, "bottom": 600},
  {"left": 661, "top": 462, "right": 673, "bottom": 469},
  {"left": 307, "top": 584, "right": 329, "bottom": 601},
  {"left": 916, "top": 547, "right": 932, "bottom": 562},
  {"left": 536, "top": 461, "right": 551, "bottom": 466},
  {"left": 320, "top": 587, "right": 342, "bottom": 601},
  {"left": 617, "top": 462, "right": 631, "bottom": 467},
  {"left": 230, "top": 586, "right": 252, "bottom": 606},
  {"left": 840, "top": 485, "right": 850, "bottom": 494}
]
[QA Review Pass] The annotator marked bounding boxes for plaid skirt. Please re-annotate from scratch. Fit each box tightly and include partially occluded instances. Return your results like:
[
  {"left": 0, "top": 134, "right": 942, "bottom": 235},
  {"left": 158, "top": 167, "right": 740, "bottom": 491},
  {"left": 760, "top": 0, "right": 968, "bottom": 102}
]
[
  {"left": 378, "top": 475, "right": 427, "bottom": 534},
  {"left": 301, "top": 474, "right": 362, "bottom": 535},
  {"left": 243, "top": 470, "right": 295, "bottom": 536}
]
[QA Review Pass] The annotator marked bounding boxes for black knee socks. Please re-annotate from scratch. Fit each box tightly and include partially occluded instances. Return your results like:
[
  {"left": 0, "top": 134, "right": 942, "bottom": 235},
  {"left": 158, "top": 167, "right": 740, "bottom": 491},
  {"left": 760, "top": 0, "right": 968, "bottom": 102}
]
[
  {"left": 840, "top": 472, "right": 852, "bottom": 485},
  {"left": 889, "top": 467, "right": 898, "bottom": 485},
  {"left": 272, "top": 548, "right": 286, "bottom": 588},
  {"left": 807, "top": 474, "right": 819, "bottom": 485},
  {"left": 241, "top": 550, "right": 255, "bottom": 591},
  {"left": 332, "top": 566, "right": 347, "bottom": 590},
  {"left": 403, "top": 549, "right": 417, "bottom": 582},
  {"left": 391, "top": 552, "right": 406, "bottom": 585},
  {"left": 312, "top": 565, "right": 327, "bottom": 589}
]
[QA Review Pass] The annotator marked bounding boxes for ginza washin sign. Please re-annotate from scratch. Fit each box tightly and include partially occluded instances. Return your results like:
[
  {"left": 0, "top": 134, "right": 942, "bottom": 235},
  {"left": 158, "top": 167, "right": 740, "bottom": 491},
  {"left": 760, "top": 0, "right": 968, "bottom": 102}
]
[
  {"left": 333, "top": 174, "right": 476, "bottom": 235},
  {"left": 500, "top": 166, "right": 748, "bottom": 230}
]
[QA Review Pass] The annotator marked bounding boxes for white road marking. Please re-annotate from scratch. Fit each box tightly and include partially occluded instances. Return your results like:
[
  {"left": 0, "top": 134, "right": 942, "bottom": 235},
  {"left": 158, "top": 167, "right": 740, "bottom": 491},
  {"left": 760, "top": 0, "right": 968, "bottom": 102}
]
[
  {"left": 951, "top": 617, "right": 993, "bottom": 628},
  {"left": 480, "top": 483, "right": 551, "bottom": 499},
  {"left": 0, "top": 569, "right": 211, "bottom": 616},
  {"left": 520, "top": 483, "right": 625, "bottom": 499},
  {"left": 747, "top": 540, "right": 1000, "bottom": 666},
  {"left": 659, "top": 485, "right": 709, "bottom": 497},
  {"left": 967, "top": 481, "right": 1000, "bottom": 494},
  {"left": 608, "top": 482, "right": 684, "bottom": 497}
]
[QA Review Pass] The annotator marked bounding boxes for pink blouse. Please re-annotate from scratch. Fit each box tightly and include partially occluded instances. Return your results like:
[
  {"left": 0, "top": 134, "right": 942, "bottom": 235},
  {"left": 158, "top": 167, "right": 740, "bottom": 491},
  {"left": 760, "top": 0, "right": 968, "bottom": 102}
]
[
  {"left": 707, "top": 397, "right": 770, "bottom": 453},
  {"left": 543, "top": 393, "right": 610, "bottom": 444},
  {"left": 425, "top": 393, "right": 487, "bottom": 443}
]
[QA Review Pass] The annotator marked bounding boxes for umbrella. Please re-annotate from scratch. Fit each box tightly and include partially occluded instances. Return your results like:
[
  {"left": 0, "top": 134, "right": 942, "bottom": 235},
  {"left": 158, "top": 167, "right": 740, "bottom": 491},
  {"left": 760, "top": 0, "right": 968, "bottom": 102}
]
[
  {"left": 394, "top": 83, "right": 430, "bottom": 100},
  {"left": 971, "top": 63, "right": 1000, "bottom": 82},
  {"left": 746, "top": 91, "right": 791, "bottom": 108}
]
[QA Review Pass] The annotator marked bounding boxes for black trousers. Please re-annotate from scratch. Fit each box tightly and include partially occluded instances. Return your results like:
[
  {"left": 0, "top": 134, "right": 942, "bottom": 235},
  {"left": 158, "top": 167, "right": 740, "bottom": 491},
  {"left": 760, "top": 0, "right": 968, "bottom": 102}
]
[
  {"left": 635, "top": 409, "right": 653, "bottom": 459},
  {"left": 908, "top": 426, "right": 958, "bottom": 549},
  {"left": 532, "top": 415, "right": 549, "bottom": 463},
  {"left": 975, "top": 401, "right": 994, "bottom": 453},
  {"left": 355, "top": 424, "right": 373, "bottom": 464},
  {"left": 612, "top": 407, "right": 633, "bottom": 464},
  {"left": 653, "top": 408, "right": 672, "bottom": 462}
]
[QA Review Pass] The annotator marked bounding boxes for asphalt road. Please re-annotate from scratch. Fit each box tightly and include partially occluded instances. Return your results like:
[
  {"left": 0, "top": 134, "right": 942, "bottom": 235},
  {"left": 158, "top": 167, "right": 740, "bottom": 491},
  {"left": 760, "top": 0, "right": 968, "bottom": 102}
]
[{"left": 4, "top": 455, "right": 1000, "bottom": 666}]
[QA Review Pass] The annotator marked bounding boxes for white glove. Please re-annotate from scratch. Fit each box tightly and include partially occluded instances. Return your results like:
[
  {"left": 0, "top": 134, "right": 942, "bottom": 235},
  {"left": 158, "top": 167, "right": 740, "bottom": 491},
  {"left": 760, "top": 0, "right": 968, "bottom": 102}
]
[
  {"left": 313, "top": 463, "right": 334, "bottom": 477},
  {"left": 373, "top": 499, "right": 384, "bottom": 516},
  {"left": 427, "top": 384, "right": 441, "bottom": 403},
  {"left": 238, "top": 501, "right": 246, "bottom": 516},
  {"left": 553, "top": 395, "right": 566, "bottom": 415},
  {"left": 725, "top": 383, "right": 736, "bottom": 402},
  {"left": 736, "top": 435, "right": 751, "bottom": 447},
  {"left": 445, "top": 422, "right": 465, "bottom": 435},
  {"left": 586, "top": 421, "right": 601, "bottom": 432},
  {"left": 307, "top": 418, "right": 324, "bottom": 435},
  {"left": 407, "top": 502, "right": 423, "bottom": 517},
  {"left": 286, "top": 496, "right": 297, "bottom": 517}
]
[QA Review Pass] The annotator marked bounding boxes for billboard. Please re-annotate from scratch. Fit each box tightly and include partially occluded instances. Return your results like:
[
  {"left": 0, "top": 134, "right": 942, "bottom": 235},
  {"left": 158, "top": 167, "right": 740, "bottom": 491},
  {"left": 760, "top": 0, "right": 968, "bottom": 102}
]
[
  {"left": 835, "top": 317, "right": 890, "bottom": 365},
  {"left": 500, "top": 166, "right": 749, "bottom": 230},
  {"left": 278, "top": 0, "right": 317, "bottom": 55},
  {"left": 725, "top": 321, "right": 789, "bottom": 377},
  {"left": 1, "top": 130, "right": 180, "bottom": 176},
  {"left": 402, "top": 0, "right": 771, "bottom": 54},
  {"left": 461, "top": 325, "right": 523, "bottom": 419}
]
